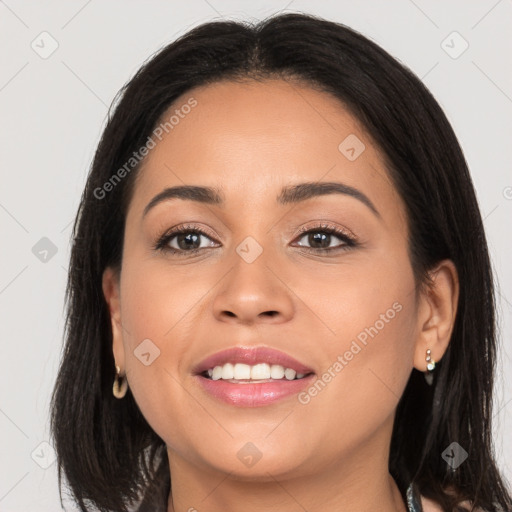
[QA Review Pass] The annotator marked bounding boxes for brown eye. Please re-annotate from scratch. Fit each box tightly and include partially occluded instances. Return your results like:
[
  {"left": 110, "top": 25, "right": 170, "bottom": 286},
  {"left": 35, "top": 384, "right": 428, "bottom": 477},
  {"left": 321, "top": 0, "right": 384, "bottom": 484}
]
[
  {"left": 154, "top": 225, "right": 220, "bottom": 255},
  {"left": 293, "top": 225, "right": 357, "bottom": 253},
  {"left": 172, "top": 232, "right": 203, "bottom": 251}
]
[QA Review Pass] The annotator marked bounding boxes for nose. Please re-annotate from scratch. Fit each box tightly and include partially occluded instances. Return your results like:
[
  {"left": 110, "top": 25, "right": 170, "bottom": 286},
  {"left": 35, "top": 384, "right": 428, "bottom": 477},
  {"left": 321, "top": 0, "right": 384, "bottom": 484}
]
[{"left": 212, "top": 254, "right": 295, "bottom": 326}]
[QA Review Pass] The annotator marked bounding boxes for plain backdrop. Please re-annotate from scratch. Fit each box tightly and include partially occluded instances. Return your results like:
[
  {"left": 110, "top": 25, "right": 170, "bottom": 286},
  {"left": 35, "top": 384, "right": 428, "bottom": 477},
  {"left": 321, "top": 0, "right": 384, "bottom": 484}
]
[{"left": 0, "top": 1, "right": 511, "bottom": 510}]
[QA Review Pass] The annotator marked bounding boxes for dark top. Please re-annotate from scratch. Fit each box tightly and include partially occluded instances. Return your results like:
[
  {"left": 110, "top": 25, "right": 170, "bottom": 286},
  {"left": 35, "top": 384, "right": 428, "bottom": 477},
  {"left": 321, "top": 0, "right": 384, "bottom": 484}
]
[{"left": 407, "top": 482, "right": 424, "bottom": 511}]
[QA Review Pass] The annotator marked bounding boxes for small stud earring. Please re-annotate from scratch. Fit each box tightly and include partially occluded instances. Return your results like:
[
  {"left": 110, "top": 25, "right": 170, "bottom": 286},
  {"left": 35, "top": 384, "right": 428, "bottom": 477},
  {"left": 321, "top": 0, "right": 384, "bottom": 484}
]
[
  {"left": 113, "top": 364, "right": 128, "bottom": 398},
  {"left": 424, "top": 349, "right": 436, "bottom": 385}
]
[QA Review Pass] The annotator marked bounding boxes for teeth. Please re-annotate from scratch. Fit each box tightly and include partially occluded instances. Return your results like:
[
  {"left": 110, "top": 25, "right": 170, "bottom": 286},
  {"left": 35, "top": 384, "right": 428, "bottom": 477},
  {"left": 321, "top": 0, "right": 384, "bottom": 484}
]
[
  {"left": 270, "top": 364, "right": 284, "bottom": 379},
  {"left": 284, "top": 368, "right": 296, "bottom": 380},
  {"left": 251, "top": 363, "right": 270, "bottom": 379},
  {"left": 222, "top": 363, "right": 235, "bottom": 379},
  {"left": 208, "top": 362, "right": 308, "bottom": 381},
  {"left": 212, "top": 366, "right": 223, "bottom": 380}
]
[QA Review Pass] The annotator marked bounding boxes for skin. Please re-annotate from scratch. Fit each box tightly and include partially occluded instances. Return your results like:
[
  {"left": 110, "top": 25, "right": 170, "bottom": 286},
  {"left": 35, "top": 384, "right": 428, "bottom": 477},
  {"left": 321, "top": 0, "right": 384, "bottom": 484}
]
[{"left": 102, "top": 79, "right": 459, "bottom": 512}]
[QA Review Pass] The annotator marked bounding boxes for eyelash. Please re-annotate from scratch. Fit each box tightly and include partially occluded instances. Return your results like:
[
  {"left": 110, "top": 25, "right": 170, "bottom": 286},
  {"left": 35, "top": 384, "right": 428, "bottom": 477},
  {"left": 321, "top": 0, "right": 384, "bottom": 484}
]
[{"left": 153, "top": 222, "right": 358, "bottom": 256}]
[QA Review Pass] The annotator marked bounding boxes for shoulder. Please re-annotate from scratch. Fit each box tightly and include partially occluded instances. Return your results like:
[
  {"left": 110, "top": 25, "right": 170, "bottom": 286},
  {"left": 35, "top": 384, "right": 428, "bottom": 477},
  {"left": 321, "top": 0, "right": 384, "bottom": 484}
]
[
  {"left": 420, "top": 494, "right": 481, "bottom": 512},
  {"left": 420, "top": 495, "right": 444, "bottom": 512}
]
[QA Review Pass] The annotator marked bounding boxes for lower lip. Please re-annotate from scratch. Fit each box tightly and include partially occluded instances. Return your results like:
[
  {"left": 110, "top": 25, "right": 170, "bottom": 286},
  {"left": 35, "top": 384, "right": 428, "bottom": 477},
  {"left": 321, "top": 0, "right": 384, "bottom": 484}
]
[{"left": 195, "top": 374, "right": 316, "bottom": 407}]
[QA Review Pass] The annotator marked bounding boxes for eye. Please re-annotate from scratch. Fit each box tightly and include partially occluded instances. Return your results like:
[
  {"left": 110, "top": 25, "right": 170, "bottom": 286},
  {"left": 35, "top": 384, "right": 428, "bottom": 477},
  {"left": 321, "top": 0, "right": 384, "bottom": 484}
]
[
  {"left": 154, "top": 224, "right": 219, "bottom": 255},
  {"left": 293, "top": 223, "right": 357, "bottom": 253}
]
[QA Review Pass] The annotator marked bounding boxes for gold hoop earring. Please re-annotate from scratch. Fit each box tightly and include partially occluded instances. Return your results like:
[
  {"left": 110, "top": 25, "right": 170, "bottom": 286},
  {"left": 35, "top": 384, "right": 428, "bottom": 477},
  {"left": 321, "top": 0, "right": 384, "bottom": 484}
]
[
  {"left": 424, "top": 349, "right": 436, "bottom": 386},
  {"left": 113, "top": 364, "right": 128, "bottom": 399}
]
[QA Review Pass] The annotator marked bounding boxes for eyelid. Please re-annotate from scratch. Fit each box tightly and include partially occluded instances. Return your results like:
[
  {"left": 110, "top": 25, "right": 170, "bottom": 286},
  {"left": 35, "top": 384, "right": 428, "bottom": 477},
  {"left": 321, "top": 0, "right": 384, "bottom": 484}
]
[
  {"left": 161, "top": 222, "right": 219, "bottom": 241},
  {"left": 295, "top": 220, "right": 356, "bottom": 239}
]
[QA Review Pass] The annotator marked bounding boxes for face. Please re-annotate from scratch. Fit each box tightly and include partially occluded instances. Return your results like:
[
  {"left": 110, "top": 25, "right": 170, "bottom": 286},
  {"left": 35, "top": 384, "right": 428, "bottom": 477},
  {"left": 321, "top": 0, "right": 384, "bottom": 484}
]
[{"left": 103, "top": 79, "right": 448, "bottom": 482}]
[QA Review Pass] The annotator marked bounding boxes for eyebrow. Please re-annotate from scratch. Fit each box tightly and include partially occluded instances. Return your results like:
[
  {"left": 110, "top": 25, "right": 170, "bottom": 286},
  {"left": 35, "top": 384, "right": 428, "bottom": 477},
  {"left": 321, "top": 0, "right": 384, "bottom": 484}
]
[{"left": 143, "top": 181, "right": 380, "bottom": 218}]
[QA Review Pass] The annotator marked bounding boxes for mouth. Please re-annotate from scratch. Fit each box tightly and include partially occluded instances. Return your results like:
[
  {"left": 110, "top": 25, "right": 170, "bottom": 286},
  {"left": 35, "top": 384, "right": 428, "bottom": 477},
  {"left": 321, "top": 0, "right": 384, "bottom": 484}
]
[{"left": 193, "top": 346, "right": 316, "bottom": 407}]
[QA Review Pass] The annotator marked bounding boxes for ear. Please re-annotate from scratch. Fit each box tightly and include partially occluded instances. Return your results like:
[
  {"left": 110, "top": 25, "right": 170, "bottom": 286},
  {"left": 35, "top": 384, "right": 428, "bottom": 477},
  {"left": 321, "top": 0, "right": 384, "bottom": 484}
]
[
  {"left": 413, "top": 259, "right": 459, "bottom": 371},
  {"left": 102, "top": 266, "right": 126, "bottom": 373}
]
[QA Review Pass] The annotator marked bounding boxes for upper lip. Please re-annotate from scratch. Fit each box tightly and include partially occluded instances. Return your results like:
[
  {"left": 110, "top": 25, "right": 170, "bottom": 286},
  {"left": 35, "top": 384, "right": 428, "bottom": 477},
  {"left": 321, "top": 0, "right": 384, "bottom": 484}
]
[{"left": 192, "top": 346, "right": 315, "bottom": 376}]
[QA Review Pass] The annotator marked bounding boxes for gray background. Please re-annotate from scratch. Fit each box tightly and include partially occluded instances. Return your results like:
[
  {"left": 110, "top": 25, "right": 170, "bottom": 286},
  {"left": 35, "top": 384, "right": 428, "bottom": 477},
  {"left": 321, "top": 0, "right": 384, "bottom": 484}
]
[{"left": 0, "top": 1, "right": 511, "bottom": 510}]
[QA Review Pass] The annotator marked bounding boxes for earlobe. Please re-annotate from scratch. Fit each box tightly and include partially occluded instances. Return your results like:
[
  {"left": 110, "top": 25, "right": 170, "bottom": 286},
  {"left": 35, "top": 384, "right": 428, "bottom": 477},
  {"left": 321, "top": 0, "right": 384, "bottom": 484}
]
[
  {"left": 413, "top": 259, "right": 459, "bottom": 372},
  {"left": 102, "top": 266, "right": 125, "bottom": 371}
]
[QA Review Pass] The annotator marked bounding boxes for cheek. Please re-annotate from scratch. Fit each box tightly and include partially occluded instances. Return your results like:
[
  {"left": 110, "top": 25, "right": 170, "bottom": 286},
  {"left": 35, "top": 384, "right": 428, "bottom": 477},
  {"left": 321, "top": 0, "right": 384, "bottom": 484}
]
[
  {"left": 290, "top": 250, "right": 417, "bottom": 436},
  {"left": 119, "top": 238, "right": 219, "bottom": 346},
  {"left": 116, "top": 255, "right": 214, "bottom": 434},
  {"left": 290, "top": 245, "right": 416, "bottom": 361},
  {"left": 290, "top": 302, "right": 417, "bottom": 468}
]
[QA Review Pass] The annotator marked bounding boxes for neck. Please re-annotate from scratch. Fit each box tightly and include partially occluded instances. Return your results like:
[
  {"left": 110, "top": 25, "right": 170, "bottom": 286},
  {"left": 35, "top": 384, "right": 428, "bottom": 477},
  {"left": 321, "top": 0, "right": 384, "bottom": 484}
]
[{"left": 165, "top": 436, "right": 407, "bottom": 512}]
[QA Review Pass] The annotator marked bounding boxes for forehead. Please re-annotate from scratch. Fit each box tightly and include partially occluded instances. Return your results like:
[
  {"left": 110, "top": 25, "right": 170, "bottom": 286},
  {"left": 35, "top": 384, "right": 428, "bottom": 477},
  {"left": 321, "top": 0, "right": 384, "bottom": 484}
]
[{"left": 129, "top": 79, "right": 401, "bottom": 221}]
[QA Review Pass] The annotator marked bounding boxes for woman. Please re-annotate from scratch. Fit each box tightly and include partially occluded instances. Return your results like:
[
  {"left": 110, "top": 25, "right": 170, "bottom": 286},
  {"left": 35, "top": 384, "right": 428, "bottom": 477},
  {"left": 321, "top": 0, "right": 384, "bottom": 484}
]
[{"left": 50, "top": 12, "right": 512, "bottom": 512}]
